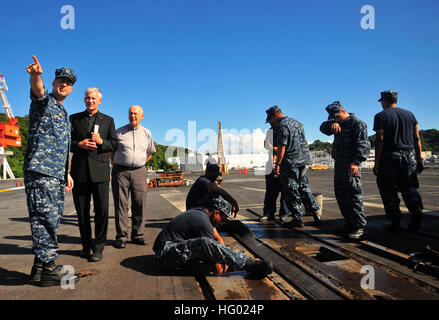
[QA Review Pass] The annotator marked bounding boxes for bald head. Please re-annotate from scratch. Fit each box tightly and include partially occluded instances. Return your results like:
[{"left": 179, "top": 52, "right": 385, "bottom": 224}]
[{"left": 129, "top": 105, "right": 144, "bottom": 128}]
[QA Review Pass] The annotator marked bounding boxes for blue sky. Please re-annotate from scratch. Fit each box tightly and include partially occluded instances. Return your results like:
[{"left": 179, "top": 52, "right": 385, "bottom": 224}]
[{"left": 1, "top": 0, "right": 438, "bottom": 152}]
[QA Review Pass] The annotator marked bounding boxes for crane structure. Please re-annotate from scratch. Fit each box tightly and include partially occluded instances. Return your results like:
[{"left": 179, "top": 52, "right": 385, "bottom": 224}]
[
  {"left": 0, "top": 74, "right": 22, "bottom": 179},
  {"left": 217, "top": 121, "right": 229, "bottom": 175}
]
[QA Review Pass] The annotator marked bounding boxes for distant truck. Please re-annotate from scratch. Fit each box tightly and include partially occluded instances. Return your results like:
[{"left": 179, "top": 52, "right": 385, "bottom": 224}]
[
  {"left": 147, "top": 170, "right": 185, "bottom": 188},
  {"left": 310, "top": 164, "right": 329, "bottom": 170}
]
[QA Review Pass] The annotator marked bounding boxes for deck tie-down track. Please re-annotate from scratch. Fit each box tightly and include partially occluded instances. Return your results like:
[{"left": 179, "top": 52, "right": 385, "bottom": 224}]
[{"left": 217, "top": 208, "right": 439, "bottom": 300}]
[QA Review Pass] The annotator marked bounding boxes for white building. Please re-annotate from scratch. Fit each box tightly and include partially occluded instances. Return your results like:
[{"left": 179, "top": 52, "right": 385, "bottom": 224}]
[
  {"left": 167, "top": 152, "right": 269, "bottom": 172},
  {"left": 364, "top": 149, "right": 375, "bottom": 168},
  {"left": 363, "top": 149, "right": 433, "bottom": 168},
  {"left": 168, "top": 151, "right": 338, "bottom": 173}
]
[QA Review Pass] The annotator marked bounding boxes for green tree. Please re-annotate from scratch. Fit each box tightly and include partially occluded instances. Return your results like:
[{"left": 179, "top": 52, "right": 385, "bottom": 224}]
[
  {"left": 369, "top": 129, "right": 439, "bottom": 154},
  {"left": 0, "top": 113, "right": 28, "bottom": 178},
  {"left": 309, "top": 140, "right": 332, "bottom": 154},
  {"left": 1, "top": 113, "right": 185, "bottom": 177},
  {"left": 148, "top": 143, "right": 179, "bottom": 171}
]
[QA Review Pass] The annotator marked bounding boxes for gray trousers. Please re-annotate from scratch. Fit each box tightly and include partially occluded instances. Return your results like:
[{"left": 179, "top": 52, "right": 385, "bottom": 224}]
[{"left": 112, "top": 165, "right": 148, "bottom": 241}]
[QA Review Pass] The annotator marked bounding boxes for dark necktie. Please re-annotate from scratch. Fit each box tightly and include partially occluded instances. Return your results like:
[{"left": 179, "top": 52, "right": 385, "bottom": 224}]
[{"left": 87, "top": 113, "right": 96, "bottom": 133}]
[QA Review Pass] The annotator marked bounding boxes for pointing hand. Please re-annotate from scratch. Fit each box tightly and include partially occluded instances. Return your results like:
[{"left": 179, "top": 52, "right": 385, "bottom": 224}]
[{"left": 26, "top": 56, "right": 43, "bottom": 75}]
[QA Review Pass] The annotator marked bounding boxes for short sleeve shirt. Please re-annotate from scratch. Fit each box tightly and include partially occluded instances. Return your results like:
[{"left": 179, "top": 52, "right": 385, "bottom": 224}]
[
  {"left": 373, "top": 107, "right": 418, "bottom": 151},
  {"left": 264, "top": 129, "right": 275, "bottom": 174},
  {"left": 185, "top": 176, "right": 215, "bottom": 210},
  {"left": 113, "top": 124, "right": 156, "bottom": 168},
  {"left": 152, "top": 208, "right": 214, "bottom": 252},
  {"left": 204, "top": 157, "right": 217, "bottom": 165}
]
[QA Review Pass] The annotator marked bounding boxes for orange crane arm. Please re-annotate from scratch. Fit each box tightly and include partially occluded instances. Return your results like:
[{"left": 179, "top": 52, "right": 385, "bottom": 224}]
[{"left": 0, "top": 74, "right": 21, "bottom": 147}]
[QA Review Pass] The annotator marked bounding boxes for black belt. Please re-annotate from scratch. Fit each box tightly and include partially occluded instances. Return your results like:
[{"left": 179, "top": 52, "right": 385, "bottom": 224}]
[
  {"left": 388, "top": 148, "right": 414, "bottom": 153},
  {"left": 114, "top": 164, "right": 144, "bottom": 170}
]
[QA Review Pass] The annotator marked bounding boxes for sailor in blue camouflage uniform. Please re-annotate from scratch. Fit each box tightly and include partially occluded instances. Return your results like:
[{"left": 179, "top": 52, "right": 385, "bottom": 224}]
[
  {"left": 153, "top": 198, "right": 273, "bottom": 279},
  {"left": 373, "top": 91, "right": 425, "bottom": 233},
  {"left": 266, "top": 106, "right": 322, "bottom": 228},
  {"left": 320, "top": 102, "right": 370, "bottom": 239},
  {"left": 24, "top": 56, "right": 78, "bottom": 287}
]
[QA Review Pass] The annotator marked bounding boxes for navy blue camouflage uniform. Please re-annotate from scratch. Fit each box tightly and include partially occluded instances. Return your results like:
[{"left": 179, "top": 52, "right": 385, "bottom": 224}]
[
  {"left": 153, "top": 199, "right": 248, "bottom": 272},
  {"left": 274, "top": 117, "right": 320, "bottom": 221},
  {"left": 24, "top": 87, "right": 71, "bottom": 264},
  {"left": 155, "top": 236, "right": 248, "bottom": 272},
  {"left": 373, "top": 93, "right": 423, "bottom": 221},
  {"left": 320, "top": 103, "right": 370, "bottom": 228},
  {"left": 376, "top": 151, "right": 423, "bottom": 220}
]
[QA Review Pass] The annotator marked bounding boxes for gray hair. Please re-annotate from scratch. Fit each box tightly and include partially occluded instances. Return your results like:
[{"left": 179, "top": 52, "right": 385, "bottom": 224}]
[
  {"left": 129, "top": 105, "right": 143, "bottom": 115},
  {"left": 84, "top": 87, "right": 102, "bottom": 99}
]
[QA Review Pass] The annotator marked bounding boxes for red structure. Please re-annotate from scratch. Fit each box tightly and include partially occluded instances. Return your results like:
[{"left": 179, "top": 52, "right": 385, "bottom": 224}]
[
  {"left": 0, "top": 74, "right": 22, "bottom": 148},
  {"left": 147, "top": 171, "right": 185, "bottom": 188}
]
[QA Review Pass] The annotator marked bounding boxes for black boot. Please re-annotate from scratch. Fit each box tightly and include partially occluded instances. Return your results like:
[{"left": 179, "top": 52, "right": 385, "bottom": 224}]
[
  {"left": 79, "top": 247, "right": 91, "bottom": 259},
  {"left": 334, "top": 224, "right": 352, "bottom": 235},
  {"left": 385, "top": 219, "right": 403, "bottom": 233},
  {"left": 259, "top": 213, "right": 275, "bottom": 223},
  {"left": 29, "top": 257, "right": 44, "bottom": 283},
  {"left": 408, "top": 210, "right": 423, "bottom": 232},
  {"left": 89, "top": 247, "right": 103, "bottom": 262},
  {"left": 311, "top": 210, "right": 323, "bottom": 226},
  {"left": 39, "top": 261, "right": 68, "bottom": 287},
  {"left": 346, "top": 227, "right": 365, "bottom": 240},
  {"left": 277, "top": 215, "right": 287, "bottom": 224},
  {"left": 244, "top": 258, "right": 273, "bottom": 279},
  {"left": 285, "top": 217, "right": 304, "bottom": 228}
]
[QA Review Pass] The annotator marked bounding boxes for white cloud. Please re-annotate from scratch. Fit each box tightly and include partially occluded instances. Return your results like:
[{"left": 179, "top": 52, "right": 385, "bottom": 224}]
[{"left": 222, "top": 128, "right": 267, "bottom": 155}]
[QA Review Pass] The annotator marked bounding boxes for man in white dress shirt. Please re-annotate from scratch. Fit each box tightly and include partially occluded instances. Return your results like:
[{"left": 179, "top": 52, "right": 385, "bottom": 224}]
[{"left": 110, "top": 105, "right": 156, "bottom": 248}]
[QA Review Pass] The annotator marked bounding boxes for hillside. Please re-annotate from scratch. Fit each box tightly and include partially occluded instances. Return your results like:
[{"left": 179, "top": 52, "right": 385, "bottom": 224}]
[
  {"left": 2, "top": 113, "right": 438, "bottom": 178},
  {"left": 0, "top": 113, "right": 184, "bottom": 178},
  {"left": 368, "top": 129, "right": 439, "bottom": 153}
]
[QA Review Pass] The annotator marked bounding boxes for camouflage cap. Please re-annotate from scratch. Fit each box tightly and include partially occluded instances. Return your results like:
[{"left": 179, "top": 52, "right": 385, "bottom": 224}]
[
  {"left": 265, "top": 105, "right": 282, "bottom": 123},
  {"left": 378, "top": 90, "right": 398, "bottom": 102},
  {"left": 55, "top": 67, "right": 77, "bottom": 84},
  {"left": 209, "top": 197, "right": 233, "bottom": 220},
  {"left": 326, "top": 101, "right": 343, "bottom": 120},
  {"left": 206, "top": 163, "right": 222, "bottom": 176}
]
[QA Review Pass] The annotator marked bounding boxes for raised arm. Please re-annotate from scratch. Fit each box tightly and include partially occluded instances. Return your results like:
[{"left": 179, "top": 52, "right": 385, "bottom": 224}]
[
  {"left": 26, "top": 56, "right": 45, "bottom": 98},
  {"left": 320, "top": 120, "right": 335, "bottom": 136},
  {"left": 206, "top": 183, "right": 239, "bottom": 215}
]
